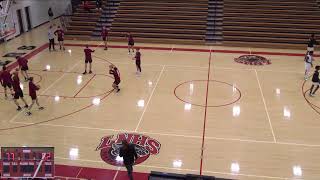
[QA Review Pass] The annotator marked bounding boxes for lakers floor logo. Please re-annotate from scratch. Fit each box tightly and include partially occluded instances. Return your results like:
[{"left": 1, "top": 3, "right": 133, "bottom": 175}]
[{"left": 96, "top": 133, "right": 161, "bottom": 166}]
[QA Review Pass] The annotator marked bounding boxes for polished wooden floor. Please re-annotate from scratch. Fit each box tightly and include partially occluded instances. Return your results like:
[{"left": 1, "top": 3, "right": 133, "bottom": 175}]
[{"left": 1, "top": 22, "right": 320, "bottom": 180}]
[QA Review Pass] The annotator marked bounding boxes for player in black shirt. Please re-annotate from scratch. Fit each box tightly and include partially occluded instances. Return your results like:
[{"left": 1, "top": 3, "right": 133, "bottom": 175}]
[
  {"left": 309, "top": 66, "right": 320, "bottom": 96},
  {"left": 132, "top": 48, "right": 141, "bottom": 74},
  {"left": 307, "top": 34, "right": 319, "bottom": 53},
  {"left": 119, "top": 140, "right": 138, "bottom": 180}
]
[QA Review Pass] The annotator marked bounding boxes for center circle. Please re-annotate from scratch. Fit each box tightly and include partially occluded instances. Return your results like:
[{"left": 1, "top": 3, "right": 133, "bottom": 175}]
[{"left": 174, "top": 80, "right": 241, "bottom": 107}]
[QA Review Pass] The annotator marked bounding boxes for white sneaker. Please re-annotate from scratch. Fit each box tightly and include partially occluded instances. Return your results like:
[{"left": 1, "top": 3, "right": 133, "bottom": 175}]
[{"left": 310, "top": 93, "right": 316, "bottom": 97}]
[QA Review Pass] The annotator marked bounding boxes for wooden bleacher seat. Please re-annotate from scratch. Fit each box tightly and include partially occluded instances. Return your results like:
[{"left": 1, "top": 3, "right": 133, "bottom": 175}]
[
  {"left": 223, "top": 0, "right": 320, "bottom": 48},
  {"left": 65, "top": 0, "right": 103, "bottom": 40},
  {"left": 109, "top": 0, "right": 208, "bottom": 44}
]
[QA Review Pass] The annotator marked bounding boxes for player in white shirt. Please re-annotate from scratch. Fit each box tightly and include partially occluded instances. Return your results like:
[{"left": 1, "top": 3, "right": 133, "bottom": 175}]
[
  {"left": 48, "top": 26, "right": 55, "bottom": 51},
  {"left": 305, "top": 51, "right": 314, "bottom": 80}
]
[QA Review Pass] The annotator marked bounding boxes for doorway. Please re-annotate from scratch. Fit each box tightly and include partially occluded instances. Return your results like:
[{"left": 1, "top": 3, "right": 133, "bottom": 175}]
[
  {"left": 24, "top": 6, "right": 32, "bottom": 31},
  {"left": 16, "top": 9, "right": 24, "bottom": 34}
]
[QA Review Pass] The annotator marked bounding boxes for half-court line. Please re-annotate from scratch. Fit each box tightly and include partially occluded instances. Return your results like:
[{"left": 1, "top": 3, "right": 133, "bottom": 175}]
[{"left": 199, "top": 49, "right": 212, "bottom": 175}]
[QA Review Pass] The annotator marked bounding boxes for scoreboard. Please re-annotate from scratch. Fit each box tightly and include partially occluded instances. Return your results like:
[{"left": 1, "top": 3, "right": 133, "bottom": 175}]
[{"left": 1, "top": 147, "right": 54, "bottom": 178}]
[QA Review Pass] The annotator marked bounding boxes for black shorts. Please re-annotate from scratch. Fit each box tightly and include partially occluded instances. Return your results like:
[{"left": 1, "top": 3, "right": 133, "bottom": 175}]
[
  {"left": 21, "top": 66, "right": 29, "bottom": 71},
  {"left": 102, "top": 37, "right": 107, "bottom": 41},
  {"left": 85, "top": 59, "right": 92, "bottom": 63},
  {"left": 3, "top": 82, "right": 12, "bottom": 88},
  {"left": 114, "top": 80, "right": 120, "bottom": 85},
  {"left": 30, "top": 95, "right": 37, "bottom": 100},
  {"left": 14, "top": 90, "right": 23, "bottom": 99},
  {"left": 128, "top": 41, "right": 134, "bottom": 46},
  {"left": 58, "top": 37, "right": 64, "bottom": 42}
]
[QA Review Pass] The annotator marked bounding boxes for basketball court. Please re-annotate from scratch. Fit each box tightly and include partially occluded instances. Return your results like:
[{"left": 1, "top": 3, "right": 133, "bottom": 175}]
[{"left": 1, "top": 21, "right": 320, "bottom": 180}]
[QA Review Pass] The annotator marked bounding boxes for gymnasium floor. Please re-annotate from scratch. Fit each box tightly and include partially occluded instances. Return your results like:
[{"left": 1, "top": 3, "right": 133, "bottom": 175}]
[{"left": 1, "top": 22, "right": 320, "bottom": 180}]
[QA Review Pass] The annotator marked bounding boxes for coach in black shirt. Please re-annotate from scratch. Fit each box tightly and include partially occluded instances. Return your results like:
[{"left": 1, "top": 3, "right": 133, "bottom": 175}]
[
  {"left": 307, "top": 34, "right": 319, "bottom": 53},
  {"left": 119, "top": 140, "right": 138, "bottom": 180}
]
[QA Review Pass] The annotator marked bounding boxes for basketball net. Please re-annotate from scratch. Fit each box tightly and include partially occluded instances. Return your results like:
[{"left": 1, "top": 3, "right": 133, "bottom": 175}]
[{"left": 0, "top": 0, "right": 16, "bottom": 40}]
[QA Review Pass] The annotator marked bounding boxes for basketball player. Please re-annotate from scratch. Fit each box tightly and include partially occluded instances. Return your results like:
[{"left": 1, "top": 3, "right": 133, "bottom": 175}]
[
  {"left": 16, "top": 56, "right": 29, "bottom": 81},
  {"left": 0, "top": 66, "right": 14, "bottom": 99},
  {"left": 132, "top": 48, "right": 141, "bottom": 74},
  {"left": 305, "top": 51, "right": 314, "bottom": 80},
  {"left": 26, "top": 77, "right": 44, "bottom": 116},
  {"left": 127, "top": 32, "right": 135, "bottom": 54},
  {"left": 309, "top": 66, "right": 320, "bottom": 97},
  {"left": 109, "top": 65, "right": 120, "bottom": 92},
  {"left": 83, "top": 45, "right": 95, "bottom": 74},
  {"left": 54, "top": 26, "right": 65, "bottom": 50},
  {"left": 101, "top": 26, "right": 108, "bottom": 50},
  {"left": 48, "top": 26, "right": 55, "bottom": 51},
  {"left": 83, "top": 0, "right": 91, "bottom": 12},
  {"left": 12, "top": 68, "right": 28, "bottom": 111},
  {"left": 307, "top": 34, "right": 319, "bottom": 53}
]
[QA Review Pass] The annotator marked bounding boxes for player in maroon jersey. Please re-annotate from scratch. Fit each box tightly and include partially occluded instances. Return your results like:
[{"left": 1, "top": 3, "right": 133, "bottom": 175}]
[
  {"left": 126, "top": 32, "right": 135, "bottom": 54},
  {"left": 83, "top": 0, "right": 91, "bottom": 12},
  {"left": 54, "top": 26, "right": 65, "bottom": 50},
  {"left": 16, "top": 56, "right": 29, "bottom": 81},
  {"left": 12, "top": 69, "right": 28, "bottom": 111},
  {"left": 26, "top": 77, "right": 44, "bottom": 116},
  {"left": 109, "top": 65, "right": 120, "bottom": 92},
  {"left": 83, "top": 45, "right": 95, "bottom": 74},
  {"left": 132, "top": 48, "right": 141, "bottom": 74},
  {"left": 101, "top": 26, "right": 108, "bottom": 50},
  {"left": 0, "top": 66, "right": 14, "bottom": 99}
]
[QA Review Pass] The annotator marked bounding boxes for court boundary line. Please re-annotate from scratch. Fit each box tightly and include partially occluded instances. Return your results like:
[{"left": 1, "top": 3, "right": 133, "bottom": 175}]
[
  {"left": 1, "top": 42, "right": 314, "bottom": 179},
  {"left": 134, "top": 65, "right": 165, "bottom": 132},
  {"left": 55, "top": 157, "right": 286, "bottom": 180},
  {"left": 64, "top": 43, "right": 314, "bottom": 57},
  {"left": 9, "top": 121, "right": 133, "bottom": 132},
  {"left": 255, "top": 69, "right": 277, "bottom": 142},
  {"left": 2, "top": 42, "right": 308, "bottom": 76},
  {"left": 9, "top": 120, "right": 320, "bottom": 147}
]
